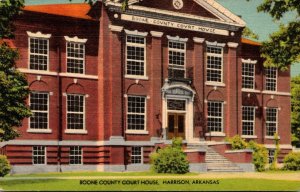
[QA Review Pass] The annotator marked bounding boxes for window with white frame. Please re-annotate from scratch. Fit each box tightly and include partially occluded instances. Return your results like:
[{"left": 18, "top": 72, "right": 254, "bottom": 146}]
[
  {"left": 30, "top": 92, "right": 49, "bottom": 129},
  {"left": 29, "top": 37, "right": 49, "bottom": 71},
  {"left": 268, "top": 149, "right": 275, "bottom": 164},
  {"left": 69, "top": 146, "right": 82, "bottom": 165},
  {"left": 266, "top": 108, "right": 278, "bottom": 136},
  {"left": 168, "top": 41, "right": 186, "bottom": 78},
  {"left": 127, "top": 96, "right": 146, "bottom": 131},
  {"left": 66, "top": 42, "right": 85, "bottom": 74},
  {"left": 207, "top": 101, "right": 223, "bottom": 132},
  {"left": 206, "top": 46, "right": 223, "bottom": 82},
  {"left": 67, "top": 94, "right": 85, "bottom": 130},
  {"left": 32, "top": 146, "right": 46, "bottom": 165},
  {"left": 242, "top": 106, "right": 255, "bottom": 135},
  {"left": 242, "top": 62, "right": 255, "bottom": 89},
  {"left": 126, "top": 35, "right": 146, "bottom": 76},
  {"left": 131, "top": 146, "right": 143, "bottom": 164},
  {"left": 265, "top": 67, "right": 277, "bottom": 91}
]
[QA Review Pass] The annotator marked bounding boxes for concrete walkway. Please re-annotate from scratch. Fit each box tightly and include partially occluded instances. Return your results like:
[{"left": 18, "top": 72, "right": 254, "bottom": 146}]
[{"left": 1, "top": 172, "right": 300, "bottom": 181}]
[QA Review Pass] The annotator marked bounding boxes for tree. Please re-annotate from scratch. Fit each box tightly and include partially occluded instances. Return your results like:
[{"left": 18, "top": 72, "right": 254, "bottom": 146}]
[
  {"left": 0, "top": 0, "right": 31, "bottom": 142},
  {"left": 247, "top": 0, "right": 300, "bottom": 70},
  {"left": 242, "top": 27, "right": 259, "bottom": 40},
  {"left": 291, "top": 75, "right": 300, "bottom": 146}
]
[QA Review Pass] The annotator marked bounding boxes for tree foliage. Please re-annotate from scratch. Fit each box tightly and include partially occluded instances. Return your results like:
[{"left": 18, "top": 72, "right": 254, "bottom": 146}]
[
  {"left": 0, "top": 0, "right": 24, "bottom": 38},
  {"left": 242, "top": 27, "right": 259, "bottom": 40},
  {"left": 291, "top": 75, "right": 300, "bottom": 146},
  {"left": 0, "top": 0, "right": 31, "bottom": 142},
  {"left": 0, "top": 43, "right": 31, "bottom": 142},
  {"left": 247, "top": 0, "right": 300, "bottom": 70}
]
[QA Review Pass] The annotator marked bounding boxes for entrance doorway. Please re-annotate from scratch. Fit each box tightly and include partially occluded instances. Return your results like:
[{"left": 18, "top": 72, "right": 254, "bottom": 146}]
[{"left": 167, "top": 113, "right": 185, "bottom": 139}]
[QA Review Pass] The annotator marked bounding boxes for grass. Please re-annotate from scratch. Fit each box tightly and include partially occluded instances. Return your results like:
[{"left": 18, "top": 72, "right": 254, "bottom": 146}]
[
  {"left": 1, "top": 171, "right": 300, "bottom": 191},
  {"left": 5, "top": 171, "right": 198, "bottom": 178},
  {"left": 0, "top": 178, "right": 300, "bottom": 191}
]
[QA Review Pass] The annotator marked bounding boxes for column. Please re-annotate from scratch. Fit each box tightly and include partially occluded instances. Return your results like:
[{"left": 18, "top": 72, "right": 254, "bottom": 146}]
[
  {"left": 193, "top": 37, "right": 205, "bottom": 140},
  {"left": 227, "top": 42, "right": 239, "bottom": 137},
  {"left": 150, "top": 31, "right": 163, "bottom": 138}
]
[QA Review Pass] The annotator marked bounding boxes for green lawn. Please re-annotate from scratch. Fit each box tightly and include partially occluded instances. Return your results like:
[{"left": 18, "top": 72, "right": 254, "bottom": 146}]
[
  {"left": 1, "top": 178, "right": 300, "bottom": 191},
  {"left": 1, "top": 171, "right": 300, "bottom": 191}
]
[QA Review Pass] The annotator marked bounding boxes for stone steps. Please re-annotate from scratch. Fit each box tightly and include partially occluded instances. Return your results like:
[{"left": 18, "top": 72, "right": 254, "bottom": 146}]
[{"left": 205, "top": 147, "right": 244, "bottom": 172}]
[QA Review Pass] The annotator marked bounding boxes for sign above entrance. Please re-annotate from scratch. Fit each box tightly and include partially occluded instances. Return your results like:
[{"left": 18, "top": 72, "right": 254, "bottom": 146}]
[
  {"left": 165, "top": 87, "right": 193, "bottom": 97},
  {"left": 121, "top": 14, "right": 229, "bottom": 36}
]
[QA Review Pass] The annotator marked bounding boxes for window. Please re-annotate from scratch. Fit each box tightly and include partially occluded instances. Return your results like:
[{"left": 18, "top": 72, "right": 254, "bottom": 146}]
[
  {"left": 265, "top": 67, "right": 277, "bottom": 91},
  {"left": 29, "top": 37, "right": 49, "bottom": 71},
  {"left": 242, "top": 106, "right": 255, "bottom": 135},
  {"left": 30, "top": 92, "right": 49, "bottom": 129},
  {"left": 32, "top": 146, "right": 46, "bottom": 165},
  {"left": 168, "top": 41, "right": 185, "bottom": 79},
  {"left": 67, "top": 94, "right": 85, "bottom": 130},
  {"left": 207, "top": 101, "right": 223, "bottom": 132},
  {"left": 206, "top": 46, "right": 223, "bottom": 82},
  {"left": 127, "top": 96, "right": 146, "bottom": 131},
  {"left": 268, "top": 149, "right": 275, "bottom": 164},
  {"left": 242, "top": 62, "right": 255, "bottom": 89},
  {"left": 126, "top": 35, "right": 146, "bottom": 76},
  {"left": 66, "top": 42, "right": 85, "bottom": 74},
  {"left": 131, "top": 146, "right": 143, "bottom": 164},
  {"left": 266, "top": 108, "right": 278, "bottom": 136},
  {"left": 69, "top": 146, "right": 82, "bottom": 165}
]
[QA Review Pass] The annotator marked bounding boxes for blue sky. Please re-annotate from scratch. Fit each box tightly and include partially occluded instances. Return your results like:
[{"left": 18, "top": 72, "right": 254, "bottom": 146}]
[{"left": 25, "top": 0, "right": 300, "bottom": 76}]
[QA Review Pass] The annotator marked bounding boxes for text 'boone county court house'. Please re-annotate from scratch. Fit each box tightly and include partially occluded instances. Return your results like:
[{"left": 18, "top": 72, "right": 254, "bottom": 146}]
[{"left": 0, "top": 0, "right": 292, "bottom": 173}]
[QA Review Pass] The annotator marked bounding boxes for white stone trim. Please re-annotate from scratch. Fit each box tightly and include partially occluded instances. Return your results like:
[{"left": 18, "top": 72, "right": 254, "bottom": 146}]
[
  {"left": 225, "top": 149, "right": 253, "bottom": 153},
  {"left": 27, "top": 129, "right": 52, "bottom": 134},
  {"left": 27, "top": 31, "right": 51, "bottom": 39},
  {"left": 106, "top": 1, "right": 245, "bottom": 27},
  {"left": 262, "top": 91, "right": 291, "bottom": 96},
  {"left": 205, "top": 132, "right": 226, "bottom": 137},
  {"left": 193, "top": 37, "right": 205, "bottom": 43},
  {"left": 109, "top": 25, "right": 124, "bottom": 32},
  {"left": 65, "top": 129, "right": 88, "bottom": 134},
  {"left": 241, "top": 135, "right": 258, "bottom": 139},
  {"left": 167, "top": 35, "right": 188, "bottom": 42},
  {"left": 64, "top": 36, "right": 87, "bottom": 43},
  {"left": 18, "top": 68, "right": 58, "bottom": 76},
  {"left": 125, "top": 29, "right": 148, "bottom": 36},
  {"left": 205, "top": 82, "right": 226, "bottom": 87},
  {"left": 206, "top": 41, "right": 226, "bottom": 47},
  {"left": 264, "top": 144, "right": 293, "bottom": 149},
  {"left": 241, "top": 88, "right": 261, "bottom": 93},
  {"left": 125, "top": 130, "right": 149, "bottom": 135},
  {"left": 150, "top": 31, "right": 163, "bottom": 37},
  {"left": 227, "top": 42, "right": 239, "bottom": 48},
  {"left": 59, "top": 73, "right": 98, "bottom": 80},
  {"left": 265, "top": 135, "right": 281, "bottom": 140},
  {"left": 242, "top": 59, "right": 257, "bottom": 64},
  {"left": 124, "top": 75, "right": 149, "bottom": 80}
]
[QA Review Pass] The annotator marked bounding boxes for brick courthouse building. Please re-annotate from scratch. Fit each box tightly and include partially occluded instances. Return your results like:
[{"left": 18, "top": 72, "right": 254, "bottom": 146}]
[{"left": 0, "top": 0, "right": 292, "bottom": 173}]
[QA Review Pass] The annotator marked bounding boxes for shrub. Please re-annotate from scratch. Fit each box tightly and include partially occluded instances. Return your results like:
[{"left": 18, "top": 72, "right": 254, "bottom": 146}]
[
  {"left": 227, "top": 135, "right": 247, "bottom": 150},
  {"left": 269, "top": 133, "right": 280, "bottom": 170},
  {"left": 283, "top": 152, "right": 300, "bottom": 171},
  {"left": 0, "top": 155, "right": 11, "bottom": 177},
  {"left": 150, "top": 137, "right": 189, "bottom": 174},
  {"left": 247, "top": 140, "right": 268, "bottom": 172}
]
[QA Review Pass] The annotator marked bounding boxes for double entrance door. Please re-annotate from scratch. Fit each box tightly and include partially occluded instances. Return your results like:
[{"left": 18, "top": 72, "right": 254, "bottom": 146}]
[{"left": 167, "top": 113, "right": 185, "bottom": 139}]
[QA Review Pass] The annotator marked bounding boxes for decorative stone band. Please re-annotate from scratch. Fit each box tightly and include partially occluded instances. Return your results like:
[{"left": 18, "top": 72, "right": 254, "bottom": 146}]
[
  {"left": 108, "top": 25, "right": 124, "bottom": 32},
  {"left": 193, "top": 37, "right": 205, "bottom": 43},
  {"left": 125, "top": 29, "right": 148, "bottom": 36},
  {"left": 206, "top": 41, "right": 226, "bottom": 47},
  {"left": 64, "top": 36, "right": 87, "bottom": 43},
  {"left": 27, "top": 31, "right": 51, "bottom": 38},
  {"left": 242, "top": 58, "right": 257, "bottom": 64},
  {"left": 227, "top": 42, "right": 239, "bottom": 48},
  {"left": 150, "top": 31, "right": 164, "bottom": 38},
  {"left": 167, "top": 35, "right": 188, "bottom": 42}
]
